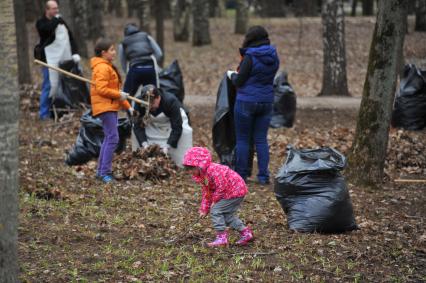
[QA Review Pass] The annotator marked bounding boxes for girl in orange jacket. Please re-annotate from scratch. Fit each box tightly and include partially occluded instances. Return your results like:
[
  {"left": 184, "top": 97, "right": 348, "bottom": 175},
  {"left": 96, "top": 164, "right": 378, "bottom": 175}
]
[{"left": 91, "top": 38, "right": 132, "bottom": 183}]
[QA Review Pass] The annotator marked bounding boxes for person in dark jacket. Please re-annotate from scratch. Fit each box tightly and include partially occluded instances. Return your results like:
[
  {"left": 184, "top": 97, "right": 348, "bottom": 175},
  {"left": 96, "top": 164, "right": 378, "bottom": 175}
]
[
  {"left": 119, "top": 23, "right": 163, "bottom": 97},
  {"left": 35, "top": 0, "right": 79, "bottom": 120},
  {"left": 228, "top": 26, "right": 279, "bottom": 184},
  {"left": 132, "top": 85, "right": 192, "bottom": 166}
]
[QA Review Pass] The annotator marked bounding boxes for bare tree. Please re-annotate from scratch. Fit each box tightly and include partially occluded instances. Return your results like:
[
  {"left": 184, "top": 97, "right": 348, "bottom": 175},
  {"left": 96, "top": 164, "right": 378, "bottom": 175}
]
[
  {"left": 137, "top": 0, "right": 151, "bottom": 33},
  {"left": 0, "top": 0, "right": 19, "bottom": 282},
  {"left": 235, "top": 0, "right": 249, "bottom": 34},
  {"left": 155, "top": 0, "right": 165, "bottom": 66},
  {"left": 362, "top": 0, "right": 374, "bottom": 15},
  {"left": 193, "top": 0, "right": 211, "bottom": 46},
  {"left": 14, "top": 0, "right": 31, "bottom": 84},
  {"left": 415, "top": 0, "right": 426, "bottom": 31},
  {"left": 351, "top": 0, "right": 358, "bottom": 16},
  {"left": 347, "top": 0, "right": 408, "bottom": 188},
  {"left": 209, "top": 0, "right": 226, "bottom": 17},
  {"left": 173, "top": 0, "right": 192, "bottom": 41},
  {"left": 319, "top": 0, "right": 349, "bottom": 96}
]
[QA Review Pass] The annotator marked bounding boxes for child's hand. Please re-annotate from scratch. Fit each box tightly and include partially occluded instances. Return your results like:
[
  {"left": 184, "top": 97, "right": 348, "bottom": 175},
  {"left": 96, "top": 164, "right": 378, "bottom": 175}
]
[{"left": 199, "top": 212, "right": 208, "bottom": 218}]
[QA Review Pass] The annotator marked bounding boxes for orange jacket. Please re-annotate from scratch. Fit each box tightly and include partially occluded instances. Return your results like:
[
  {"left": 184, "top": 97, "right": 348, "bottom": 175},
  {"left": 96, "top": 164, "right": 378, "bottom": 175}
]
[{"left": 90, "top": 57, "right": 131, "bottom": 116}]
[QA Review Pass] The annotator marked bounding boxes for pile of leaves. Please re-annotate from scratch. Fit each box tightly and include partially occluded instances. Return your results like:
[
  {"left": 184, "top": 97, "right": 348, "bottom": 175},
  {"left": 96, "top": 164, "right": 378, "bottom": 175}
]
[
  {"left": 114, "top": 145, "right": 178, "bottom": 181},
  {"left": 386, "top": 129, "right": 426, "bottom": 176}
]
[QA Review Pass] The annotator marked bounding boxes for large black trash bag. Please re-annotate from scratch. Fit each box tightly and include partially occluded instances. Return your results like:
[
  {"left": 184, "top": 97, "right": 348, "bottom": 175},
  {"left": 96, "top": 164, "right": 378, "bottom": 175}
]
[
  {"left": 212, "top": 74, "right": 254, "bottom": 173},
  {"left": 274, "top": 145, "right": 357, "bottom": 233},
  {"left": 391, "top": 64, "right": 426, "bottom": 130},
  {"left": 159, "top": 60, "right": 185, "bottom": 103},
  {"left": 53, "top": 60, "right": 90, "bottom": 111},
  {"left": 212, "top": 74, "right": 237, "bottom": 166},
  {"left": 66, "top": 110, "right": 131, "bottom": 166},
  {"left": 270, "top": 72, "right": 296, "bottom": 128}
]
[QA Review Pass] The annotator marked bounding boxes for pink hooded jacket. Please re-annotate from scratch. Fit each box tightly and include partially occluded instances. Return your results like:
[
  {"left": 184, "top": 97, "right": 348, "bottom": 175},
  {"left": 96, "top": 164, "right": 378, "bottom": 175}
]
[{"left": 183, "top": 147, "right": 248, "bottom": 214}]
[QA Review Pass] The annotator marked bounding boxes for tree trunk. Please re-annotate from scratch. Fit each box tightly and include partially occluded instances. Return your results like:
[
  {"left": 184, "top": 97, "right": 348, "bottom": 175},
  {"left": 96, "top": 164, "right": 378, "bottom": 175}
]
[
  {"left": 415, "top": 0, "right": 426, "bottom": 31},
  {"left": 14, "top": 0, "right": 31, "bottom": 84},
  {"left": 351, "top": 0, "right": 358, "bottom": 16},
  {"left": 254, "top": 0, "right": 286, "bottom": 17},
  {"left": 362, "top": 0, "right": 374, "bottom": 15},
  {"left": 108, "top": 0, "right": 123, "bottom": 17},
  {"left": 319, "top": 0, "right": 349, "bottom": 96},
  {"left": 173, "top": 0, "right": 191, "bottom": 42},
  {"left": 294, "top": 0, "right": 318, "bottom": 17},
  {"left": 69, "top": 0, "right": 89, "bottom": 57},
  {"left": 347, "top": 0, "right": 407, "bottom": 189},
  {"left": 235, "top": 0, "right": 249, "bottom": 34},
  {"left": 192, "top": 0, "right": 211, "bottom": 46},
  {"left": 155, "top": 0, "right": 165, "bottom": 66},
  {"left": 0, "top": 0, "right": 19, "bottom": 282},
  {"left": 137, "top": 0, "right": 151, "bottom": 33},
  {"left": 87, "top": 0, "right": 105, "bottom": 41},
  {"left": 127, "top": 0, "right": 137, "bottom": 17},
  {"left": 209, "top": 0, "right": 226, "bottom": 17}
]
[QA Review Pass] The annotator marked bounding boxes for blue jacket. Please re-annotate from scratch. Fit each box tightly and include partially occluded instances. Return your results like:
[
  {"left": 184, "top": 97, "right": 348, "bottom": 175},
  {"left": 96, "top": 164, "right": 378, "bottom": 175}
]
[{"left": 236, "top": 45, "right": 279, "bottom": 103}]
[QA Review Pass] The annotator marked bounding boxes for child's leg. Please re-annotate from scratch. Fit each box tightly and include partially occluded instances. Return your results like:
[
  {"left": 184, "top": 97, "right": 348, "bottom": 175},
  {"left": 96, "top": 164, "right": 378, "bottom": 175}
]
[
  {"left": 222, "top": 198, "right": 246, "bottom": 232},
  {"left": 98, "top": 112, "right": 119, "bottom": 176},
  {"left": 210, "top": 201, "right": 227, "bottom": 232}
]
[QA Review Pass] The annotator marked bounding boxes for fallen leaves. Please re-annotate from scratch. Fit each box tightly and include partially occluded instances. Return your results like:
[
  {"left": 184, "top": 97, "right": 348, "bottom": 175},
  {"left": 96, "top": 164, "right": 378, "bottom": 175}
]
[{"left": 114, "top": 145, "right": 178, "bottom": 182}]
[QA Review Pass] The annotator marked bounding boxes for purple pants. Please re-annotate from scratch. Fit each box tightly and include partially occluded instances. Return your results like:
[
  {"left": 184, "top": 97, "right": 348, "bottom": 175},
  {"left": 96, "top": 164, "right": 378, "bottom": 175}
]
[{"left": 97, "top": 111, "right": 119, "bottom": 176}]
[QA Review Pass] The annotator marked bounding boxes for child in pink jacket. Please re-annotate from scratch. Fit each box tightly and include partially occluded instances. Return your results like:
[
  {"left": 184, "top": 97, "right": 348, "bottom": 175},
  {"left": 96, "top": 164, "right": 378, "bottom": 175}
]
[{"left": 183, "top": 147, "right": 254, "bottom": 247}]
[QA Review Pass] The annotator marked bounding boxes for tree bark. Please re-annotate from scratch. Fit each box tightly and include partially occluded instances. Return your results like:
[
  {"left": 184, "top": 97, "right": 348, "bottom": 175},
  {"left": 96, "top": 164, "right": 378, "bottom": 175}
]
[
  {"left": 362, "top": 0, "right": 374, "bottom": 16},
  {"left": 108, "top": 0, "right": 123, "bottom": 17},
  {"left": 347, "top": 0, "right": 407, "bottom": 189},
  {"left": 0, "top": 0, "right": 19, "bottom": 282},
  {"left": 351, "top": 0, "right": 358, "bottom": 16},
  {"left": 235, "top": 0, "right": 249, "bottom": 34},
  {"left": 319, "top": 0, "right": 349, "bottom": 96},
  {"left": 209, "top": 0, "right": 226, "bottom": 17},
  {"left": 173, "top": 0, "right": 192, "bottom": 41},
  {"left": 14, "top": 0, "right": 31, "bottom": 84},
  {"left": 155, "top": 0, "right": 165, "bottom": 66},
  {"left": 87, "top": 0, "right": 105, "bottom": 41},
  {"left": 173, "top": 0, "right": 192, "bottom": 42},
  {"left": 415, "top": 0, "right": 426, "bottom": 31},
  {"left": 137, "top": 0, "right": 151, "bottom": 33},
  {"left": 192, "top": 0, "right": 211, "bottom": 46},
  {"left": 294, "top": 0, "right": 318, "bottom": 17}
]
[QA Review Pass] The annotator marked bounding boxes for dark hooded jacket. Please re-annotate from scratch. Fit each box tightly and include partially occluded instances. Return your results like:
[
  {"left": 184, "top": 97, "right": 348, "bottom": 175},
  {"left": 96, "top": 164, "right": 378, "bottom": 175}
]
[{"left": 133, "top": 90, "right": 183, "bottom": 148}]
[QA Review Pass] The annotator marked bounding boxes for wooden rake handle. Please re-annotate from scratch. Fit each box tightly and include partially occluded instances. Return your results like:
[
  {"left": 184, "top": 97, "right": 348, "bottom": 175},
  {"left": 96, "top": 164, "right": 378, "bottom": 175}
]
[{"left": 34, "top": 59, "right": 149, "bottom": 107}]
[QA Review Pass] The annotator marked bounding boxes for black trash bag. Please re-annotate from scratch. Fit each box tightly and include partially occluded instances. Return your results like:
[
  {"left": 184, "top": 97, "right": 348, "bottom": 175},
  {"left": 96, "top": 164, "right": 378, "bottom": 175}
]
[
  {"left": 270, "top": 71, "right": 296, "bottom": 128},
  {"left": 159, "top": 60, "right": 185, "bottom": 103},
  {"left": 212, "top": 74, "right": 254, "bottom": 174},
  {"left": 53, "top": 60, "right": 90, "bottom": 111},
  {"left": 391, "top": 64, "right": 426, "bottom": 130},
  {"left": 66, "top": 110, "right": 131, "bottom": 166},
  {"left": 212, "top": 74, "right": 237, "bottom": 166},
  {"left": 274, "top": 145, "right": 357, "bottom": 233}
]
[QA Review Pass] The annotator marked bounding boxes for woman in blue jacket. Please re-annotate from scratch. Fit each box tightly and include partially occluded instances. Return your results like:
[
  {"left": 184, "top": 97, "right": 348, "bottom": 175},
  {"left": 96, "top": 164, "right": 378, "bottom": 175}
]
[{"left": 228, "top": 26, "right": 279, "bottom": 184}]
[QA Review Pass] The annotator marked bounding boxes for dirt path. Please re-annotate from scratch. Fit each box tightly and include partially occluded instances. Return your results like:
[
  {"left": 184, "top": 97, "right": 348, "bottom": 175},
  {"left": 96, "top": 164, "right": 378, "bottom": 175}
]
[{"left": 185, "top": 95, "right": 362, "bottom": 110}]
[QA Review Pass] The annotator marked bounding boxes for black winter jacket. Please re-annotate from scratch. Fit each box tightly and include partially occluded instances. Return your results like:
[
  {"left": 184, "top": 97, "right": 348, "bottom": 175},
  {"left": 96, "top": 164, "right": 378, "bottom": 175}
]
[
  {"left": 133, "top": 91, "right": 183, "bottom": 148},
  {"left": 35, "top": 15, "right": 78, "bottom": 62}
]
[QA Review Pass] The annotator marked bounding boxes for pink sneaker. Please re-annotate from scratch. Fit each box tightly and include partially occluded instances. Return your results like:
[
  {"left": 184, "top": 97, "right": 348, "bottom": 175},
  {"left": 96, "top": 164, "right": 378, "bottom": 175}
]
[
  {"left": 236, "top": 226, "right": 254, "bottom": 246},
  {"left": 207, "top": 231, "right": 228, "bottom": 247}
]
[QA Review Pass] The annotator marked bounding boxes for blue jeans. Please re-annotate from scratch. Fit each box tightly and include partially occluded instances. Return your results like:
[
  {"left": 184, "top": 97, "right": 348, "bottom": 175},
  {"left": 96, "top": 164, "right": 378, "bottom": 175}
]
[
  {"left": 123, "top": 63, "right": 157, "bottom": 97},
  {"left": 40, "top": 67, "right": 51, "bottom": 119},
  {"left": 234, "top": 100, "right": 273, "bottom": 182}
]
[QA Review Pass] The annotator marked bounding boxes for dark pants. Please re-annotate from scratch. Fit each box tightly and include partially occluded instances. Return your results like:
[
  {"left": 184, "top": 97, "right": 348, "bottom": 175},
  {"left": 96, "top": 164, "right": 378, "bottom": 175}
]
[
  {"left": 123, "top": 63, "right": 157, "bottom": 98},
  {"left": 97, "top": 111, "right": 119, "bottom": 176},
  {"left": 234, "top": 100, "right": 273, "bottom": 182}
]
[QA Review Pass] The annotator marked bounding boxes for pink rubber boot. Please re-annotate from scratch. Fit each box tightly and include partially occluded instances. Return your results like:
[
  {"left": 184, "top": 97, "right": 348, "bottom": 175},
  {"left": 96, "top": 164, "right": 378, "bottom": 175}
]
[
  {"left": 236, "top": 226, "right": 254, "bottom": 246},
  {"left": 207, "top": 231, "right": 228, "bottom": 247}
]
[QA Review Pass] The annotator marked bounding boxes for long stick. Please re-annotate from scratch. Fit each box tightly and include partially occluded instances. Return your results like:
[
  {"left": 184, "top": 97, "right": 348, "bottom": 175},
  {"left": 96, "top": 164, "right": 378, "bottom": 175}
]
[
  {"left": 394, "top": 179, "right": 426, "bottom": 184},
  {"left": 34, "top": 59, "right": 149, "bottom": 106}
]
